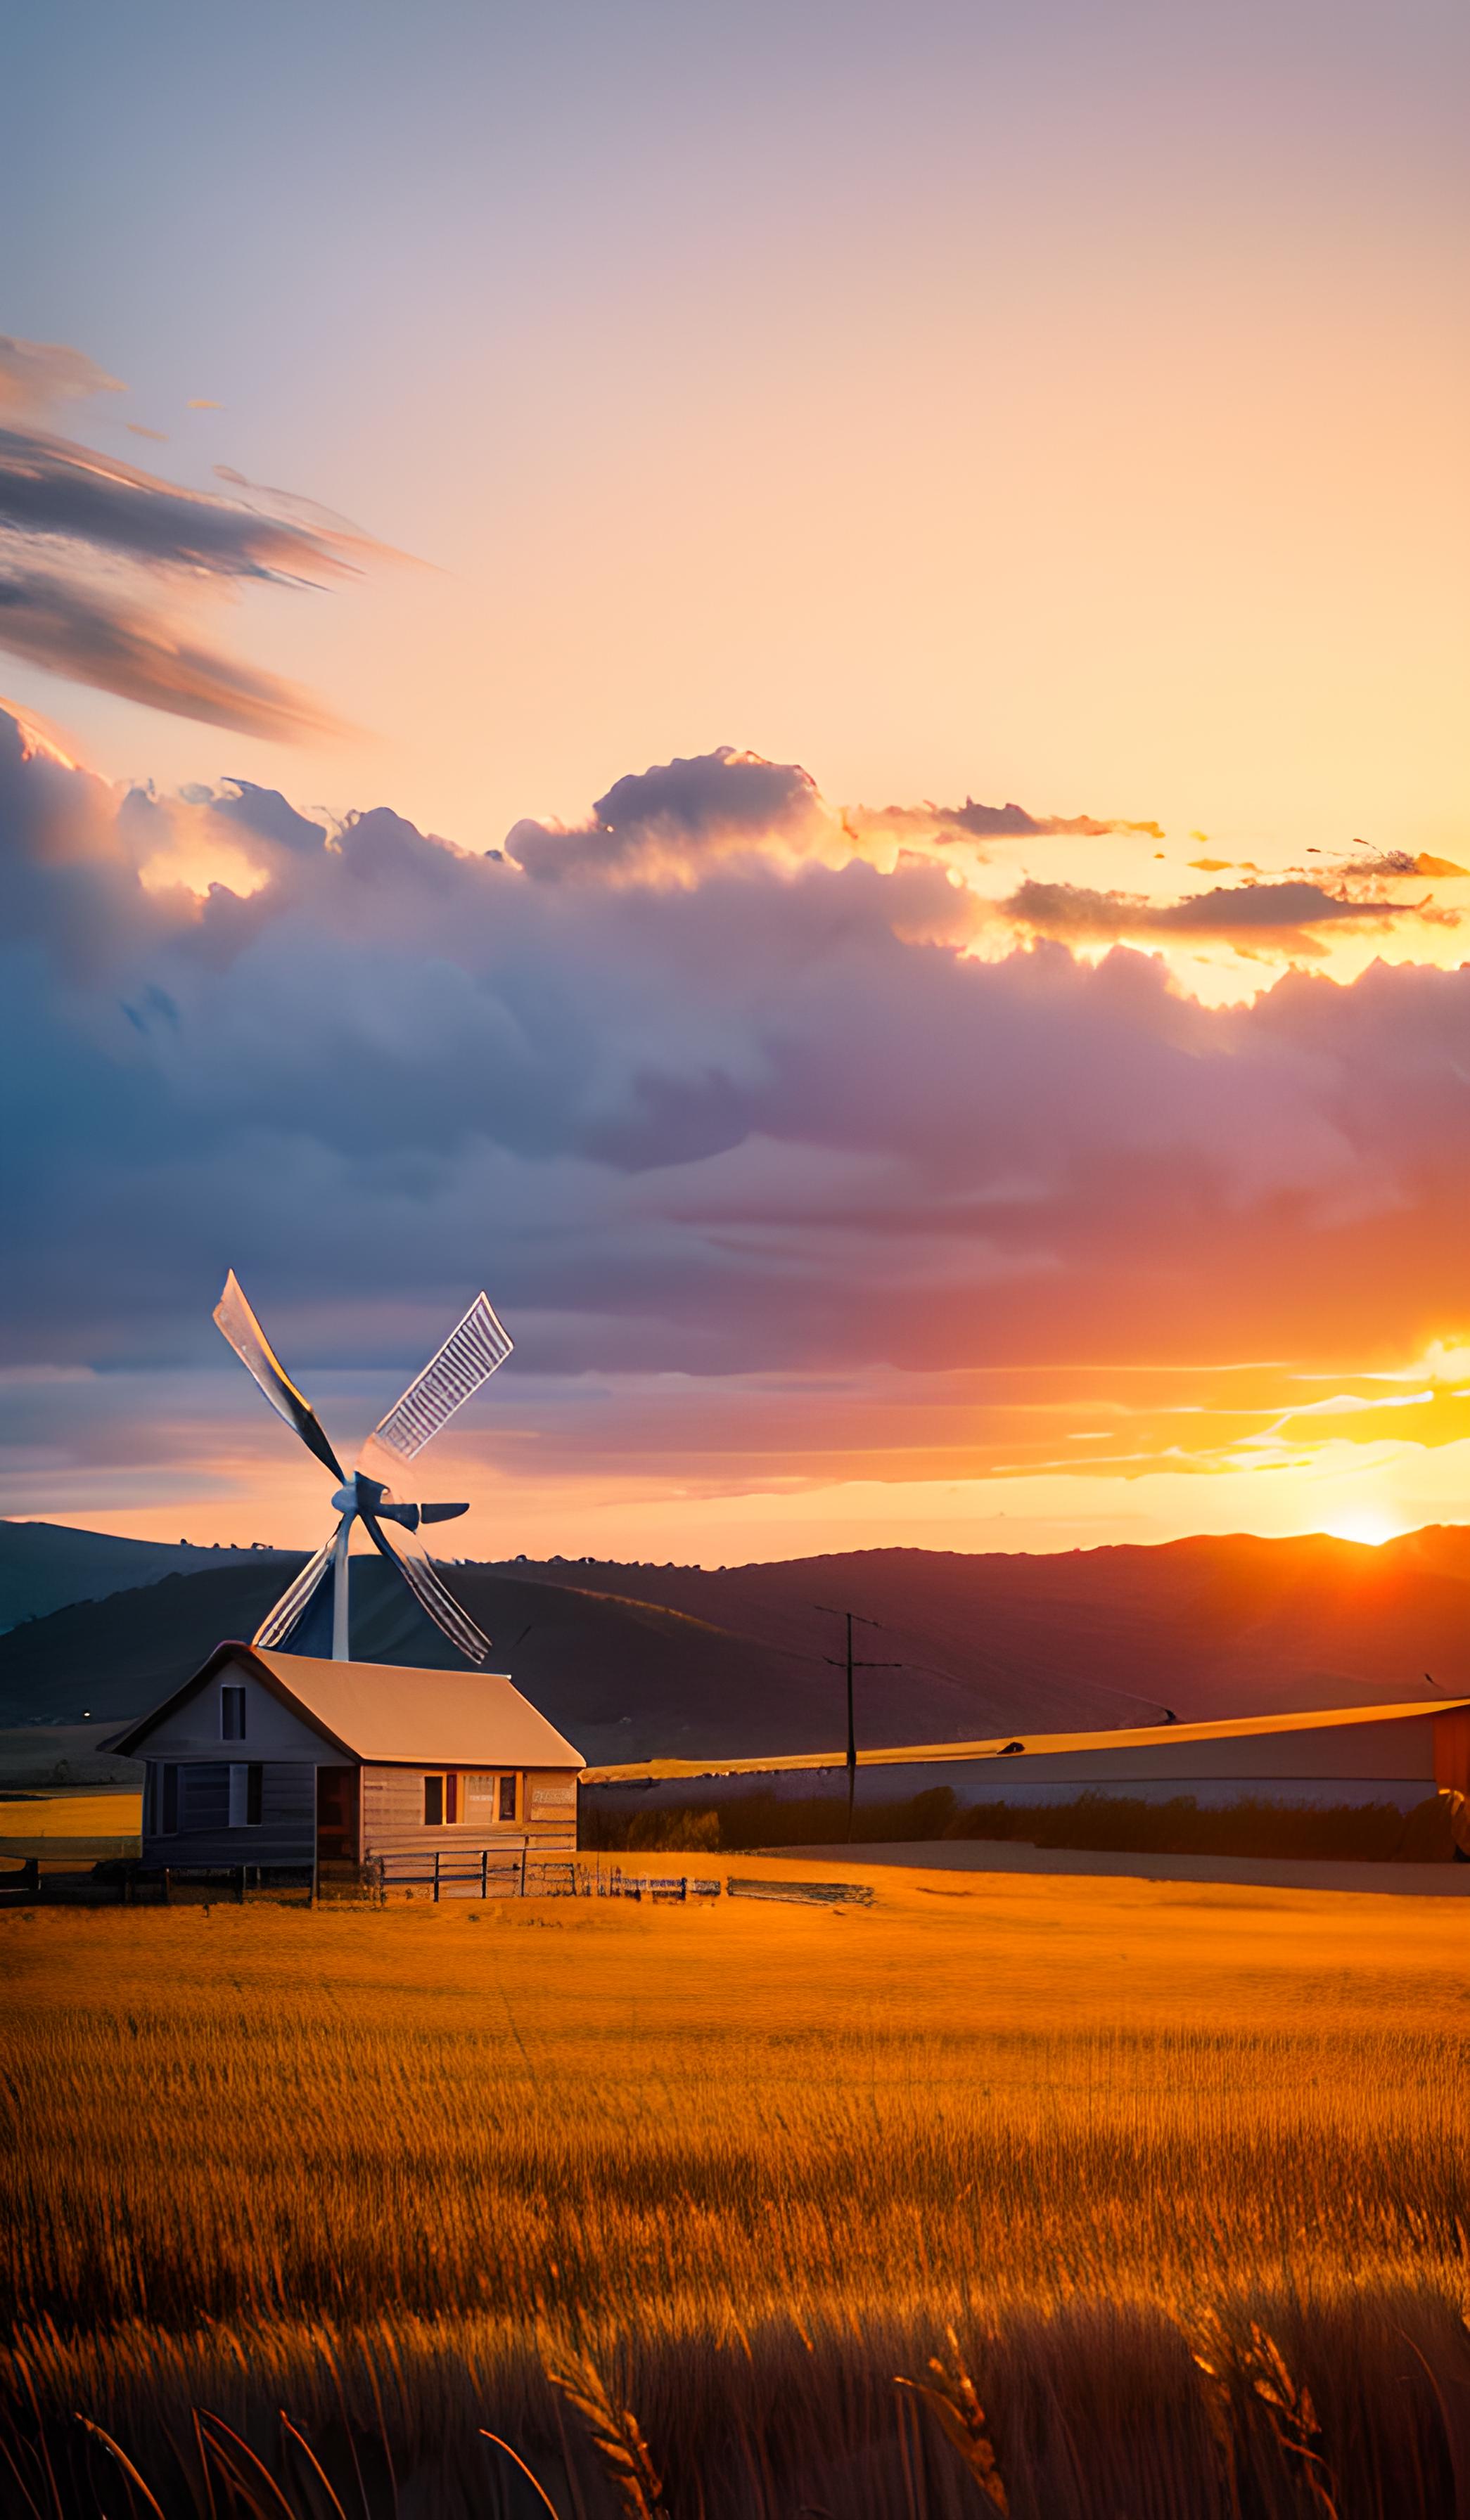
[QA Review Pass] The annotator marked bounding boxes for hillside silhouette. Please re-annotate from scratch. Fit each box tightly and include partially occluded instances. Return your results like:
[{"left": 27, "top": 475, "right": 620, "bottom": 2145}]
[
  {"left": 0, "top": 1520, "right": 292, "bottom": 1632},
  {"left": 511, "top": 1527, "right": 1470, "bottom": 1734},
  {"left": 1, "top": 1524, "right": 1465, "bottom": 1759}
]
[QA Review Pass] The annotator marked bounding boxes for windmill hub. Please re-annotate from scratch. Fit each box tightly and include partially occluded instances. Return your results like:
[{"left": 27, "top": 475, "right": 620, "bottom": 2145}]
[{"left": 326, "top": 1473, "right": 471, "bottom": 1533}]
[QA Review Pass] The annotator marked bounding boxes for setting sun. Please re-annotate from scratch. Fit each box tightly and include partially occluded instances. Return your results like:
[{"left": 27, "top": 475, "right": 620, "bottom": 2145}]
[{"left": 1319, "top": 1505, "right": 1407, "bottom": 1548}]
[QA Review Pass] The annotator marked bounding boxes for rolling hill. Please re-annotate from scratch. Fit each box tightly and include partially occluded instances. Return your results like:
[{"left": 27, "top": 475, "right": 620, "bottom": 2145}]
[
  {"left": 0, "top": 1524, "right": 1465, "bottom": 1763},
  {"left": 511, "top": 1526, "right": 1470, "bottom": 1732},
  {"left": 0, "top": 1519, "right": 293, "bottom": 1633},
  {"left": 0, "top": 1557, "right": 823, "bottom": 1764}
]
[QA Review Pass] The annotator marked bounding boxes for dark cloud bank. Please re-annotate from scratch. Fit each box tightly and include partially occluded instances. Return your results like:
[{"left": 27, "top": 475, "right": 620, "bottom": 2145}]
[{"left": 3, "top": 719, "right": 1466, "bottom": 1399}]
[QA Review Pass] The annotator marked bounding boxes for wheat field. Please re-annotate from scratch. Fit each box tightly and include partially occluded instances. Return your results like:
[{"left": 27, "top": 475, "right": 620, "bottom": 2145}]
[
  {"left": 6, "top": 1857, "right": 1470, "bottom": 2516},
  {"left": 0, "top": 1792, "right": 141, "bottom": 1862}
]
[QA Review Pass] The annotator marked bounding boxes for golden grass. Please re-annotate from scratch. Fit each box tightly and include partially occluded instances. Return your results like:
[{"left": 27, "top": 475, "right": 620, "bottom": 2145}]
[
  {"left": 5, "top": 1856, "right": 1470, "bottom": 2514},
  {"left": 0, "top": 1791, "right": 141, "bottom": 1860}
]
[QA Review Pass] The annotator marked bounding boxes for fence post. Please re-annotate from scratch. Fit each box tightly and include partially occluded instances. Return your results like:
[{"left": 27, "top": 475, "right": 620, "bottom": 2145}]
[
  {"left": 433, "top": 1850, "right": 441, "bottom": 1905},
  {"left": 480, "top": 1849, "right": 488, "bottom": 1899},
  {"left": 161, "top": 1866, "right": 171, "bottom": 1905}
]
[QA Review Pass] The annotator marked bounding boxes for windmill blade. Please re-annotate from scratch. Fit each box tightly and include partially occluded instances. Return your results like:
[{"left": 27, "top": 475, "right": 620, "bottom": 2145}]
[
  {"left": 252, "top": 1529, "right": 340, "bottom": 1650},
  {"left": 359, "top": 1505, "right": 491, "bottom": 1665},
  {"left": 363, "top": 1292, "right": 512, "bottom": 1468},
  {"left": 214, "top": 1271, "right": 345, "bottom": 1481}
]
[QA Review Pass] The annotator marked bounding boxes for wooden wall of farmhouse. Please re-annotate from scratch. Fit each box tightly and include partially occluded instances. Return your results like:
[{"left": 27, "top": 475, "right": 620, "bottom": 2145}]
[
  {"left": 361, "top": 1764, "right": 578, "bottom": 1859},
  {"left": 133, "top": 1660, "right": 334, "bottom": 1763},
  {"left": 140, "top": 1758, "right": 316, "bottom": 1867}
]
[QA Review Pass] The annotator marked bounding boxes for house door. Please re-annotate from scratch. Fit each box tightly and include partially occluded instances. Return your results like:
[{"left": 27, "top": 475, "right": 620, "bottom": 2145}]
[{"left": 316, "top": 1766, "right": 360, "bottom": 1862}]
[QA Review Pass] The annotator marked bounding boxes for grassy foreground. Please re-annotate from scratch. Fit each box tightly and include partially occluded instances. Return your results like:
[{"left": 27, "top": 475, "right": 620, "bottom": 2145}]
[{"left": 5, "top": 1856, "right": 1470, "bottom": 2516}]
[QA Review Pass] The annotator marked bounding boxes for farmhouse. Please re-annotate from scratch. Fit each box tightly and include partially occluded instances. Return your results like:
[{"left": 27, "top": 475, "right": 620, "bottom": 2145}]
[{"left": 115, "top": 1642, "right": 583, "bottom": 1872}]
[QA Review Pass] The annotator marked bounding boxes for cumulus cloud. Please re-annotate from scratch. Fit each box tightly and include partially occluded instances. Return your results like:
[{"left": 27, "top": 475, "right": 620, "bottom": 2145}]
[
  {"left": 1002, "top": 876, "right": 1421, "bottom": 950},
  {"left": 0, "top": 333, "right": 397, "bottom": 738},
  {"left": 505, "top": 752, "right": 1175, "bottom": 892},
  {"left": 210, "top": 778, "right": 328, "bottom": 854},
  {"left": 3, "top": 712, "right": 1468, "bottom": 1427},
  {"left": 507, "top": 746, "right": 831, "bottom": 882}
]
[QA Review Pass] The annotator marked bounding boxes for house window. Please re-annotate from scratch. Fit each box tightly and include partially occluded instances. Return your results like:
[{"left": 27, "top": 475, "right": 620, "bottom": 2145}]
[
  {"left": 160, "top": 1763, "right": 179, "bottom": 1834},
  {"left": 229, "top": 1763, "right": 264, "bottom": 1827},
  {"left": 498, "top": 1773, "right": 518, "bottom": 1822},
  {"left": 221, "top": 1685, "right": 246, "bottom": 1742},
  {"left": 445, "top": 1773, "right": 460, "bottom": 1824},
  {"left": 181, "top": 1766, "right": 230, "bottom": 1831},
  {"left": 423, "top": 1773, "right": 445, "bottom": 1826}
]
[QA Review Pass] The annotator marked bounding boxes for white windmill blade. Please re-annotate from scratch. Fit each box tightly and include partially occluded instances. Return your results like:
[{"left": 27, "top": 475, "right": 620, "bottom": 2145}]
[
  {"left": 215, "top": 1271, "right": 345, "bottom": 1481},
  {"left": 252, "top": 1527, "right": 340, "bottom": 1650},
  {"left": 358, "top": 1506, "right": 492, "bottom": 1664},
  {"left": 362, "top": 1291, "right": 513, "bottom": 1468}
]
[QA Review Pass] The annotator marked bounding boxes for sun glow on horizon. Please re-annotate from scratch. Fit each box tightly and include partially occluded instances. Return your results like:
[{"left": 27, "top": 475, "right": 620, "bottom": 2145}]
[{"left": 1317, "top": 1505, "right": 1410, "bottom": 1548}]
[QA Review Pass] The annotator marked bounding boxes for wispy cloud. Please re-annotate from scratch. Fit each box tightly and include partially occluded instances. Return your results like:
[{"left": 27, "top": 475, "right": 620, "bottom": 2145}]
[
  {"left": 0, "top": 568, "right": 344, "bottom": 741},
  {"left": 0, "top": 334, "right": 397, "bottom": 739},
  {"left": 1002, "top": 876, "right": 1424, "bottom": 949},
  {"left": 849, "top": 797, "right": 1165, "bottom": 847},
  {"left": 0, "top": 336, "right": 122, "bottom": 420}
]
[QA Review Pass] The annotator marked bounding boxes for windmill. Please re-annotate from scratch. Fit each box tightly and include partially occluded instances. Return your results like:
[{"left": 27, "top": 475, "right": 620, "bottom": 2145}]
[{"left": 214, "top": 1270, "right": 511, "bottom": 1665}]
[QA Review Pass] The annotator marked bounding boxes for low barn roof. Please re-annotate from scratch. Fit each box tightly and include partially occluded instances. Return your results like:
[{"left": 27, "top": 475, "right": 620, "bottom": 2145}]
[
  {"left": 117, "top": 1642, "right": 584, "bottom": 1770},
  {"left": 583, "top": 1695, "right": 1470, "bottom": 1785}
]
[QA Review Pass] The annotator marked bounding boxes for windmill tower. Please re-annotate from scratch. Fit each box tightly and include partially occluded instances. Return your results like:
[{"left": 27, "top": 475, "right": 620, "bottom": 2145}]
[{"left": 214, "top": 1271, "right": 511, "bottom": 1664}]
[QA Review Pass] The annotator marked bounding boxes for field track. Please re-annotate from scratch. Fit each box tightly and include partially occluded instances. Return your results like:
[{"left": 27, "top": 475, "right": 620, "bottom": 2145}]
[{"left": 781, "top": 1834, "right": 1470, "bottom": 1895}]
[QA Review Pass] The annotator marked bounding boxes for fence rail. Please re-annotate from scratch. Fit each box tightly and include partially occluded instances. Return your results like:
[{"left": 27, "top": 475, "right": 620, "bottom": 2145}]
[
  {"left": 1, "top": 1853, "right": 872, "bottom": 1908},
  {"left": 374, "top": 1849, "right": 573, "bottom": 1901},
  {"left": 0, "top": 1858, "right": 309, "bottom": 1905}
]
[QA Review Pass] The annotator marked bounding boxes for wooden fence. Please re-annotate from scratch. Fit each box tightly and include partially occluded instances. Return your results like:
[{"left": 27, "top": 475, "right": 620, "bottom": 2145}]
[{"left": 0, "top": 1856, "right": 871, "bottom": 1908}]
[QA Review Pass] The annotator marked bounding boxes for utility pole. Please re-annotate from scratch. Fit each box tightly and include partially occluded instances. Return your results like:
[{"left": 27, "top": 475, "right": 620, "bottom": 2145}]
[{"left": 817, "top": 1606, "right": 900, "bottom": 1841}]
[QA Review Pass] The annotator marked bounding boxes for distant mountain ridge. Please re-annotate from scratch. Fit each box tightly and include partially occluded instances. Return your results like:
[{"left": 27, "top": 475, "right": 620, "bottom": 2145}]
[
  {"left": 0, "top": 1521, "right": 1465, "bottom": 1763},
  {"left": 0, "top": 1519, "right": 293, "bottom": 1633}
]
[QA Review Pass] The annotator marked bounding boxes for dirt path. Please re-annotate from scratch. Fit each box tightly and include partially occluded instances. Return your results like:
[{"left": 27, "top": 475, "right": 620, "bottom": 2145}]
[{"left": 777, "top": 1837, "right": 1470, "bottom": 1896}]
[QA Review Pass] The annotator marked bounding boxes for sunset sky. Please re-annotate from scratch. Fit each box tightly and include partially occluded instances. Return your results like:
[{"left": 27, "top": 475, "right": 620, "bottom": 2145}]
[{"left": 3, "top": 0, "right": 1467, "bottom": 1562}]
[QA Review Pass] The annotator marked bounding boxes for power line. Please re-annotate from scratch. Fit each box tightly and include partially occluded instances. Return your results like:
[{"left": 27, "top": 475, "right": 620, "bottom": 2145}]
[
  {"left": 734, "top": 1594, "right": 1176, "bottom": 1730},
  {"left": 817, "top": 1605, "right": 902, "bottom": 1841}
]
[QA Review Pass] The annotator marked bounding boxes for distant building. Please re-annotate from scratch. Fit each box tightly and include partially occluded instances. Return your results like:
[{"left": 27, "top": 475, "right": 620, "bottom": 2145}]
[
  {"left": 116, "top": 1642, "right": 583, "bottom": 1871},
  {"left": 584, "top": 1697, "right": 1470, "bottom": 1823}
]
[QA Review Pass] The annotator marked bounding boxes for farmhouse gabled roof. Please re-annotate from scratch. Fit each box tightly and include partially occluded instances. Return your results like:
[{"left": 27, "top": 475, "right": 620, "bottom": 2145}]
[{"left": 116, "top": 1642, "right": 584, "bottom": 1770}]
